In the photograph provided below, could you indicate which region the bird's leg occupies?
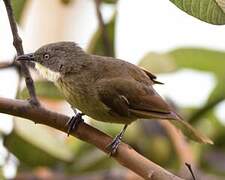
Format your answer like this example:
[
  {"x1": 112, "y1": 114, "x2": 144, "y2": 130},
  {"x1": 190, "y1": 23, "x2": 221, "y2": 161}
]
[
  {"x1": 66, "y1": 107, "x2": 85, "y2": 136},
  {"x1": 106, "y1": 124, "x2": 128, "y2": 156}
]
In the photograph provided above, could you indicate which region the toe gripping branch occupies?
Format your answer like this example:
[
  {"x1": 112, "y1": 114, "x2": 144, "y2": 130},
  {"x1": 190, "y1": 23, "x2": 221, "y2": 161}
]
[
  {"x1": 66, "y1": 113, "x2": 85, "y2": 136},
  {"x1": 106, "y1": 124, "x2": 128, "y2": 156}
]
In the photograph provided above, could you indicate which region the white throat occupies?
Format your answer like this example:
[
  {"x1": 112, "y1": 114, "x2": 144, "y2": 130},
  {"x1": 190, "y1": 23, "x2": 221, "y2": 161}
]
[{"x1": 35, "y1": 63, "x2": 61, "y2": 82}]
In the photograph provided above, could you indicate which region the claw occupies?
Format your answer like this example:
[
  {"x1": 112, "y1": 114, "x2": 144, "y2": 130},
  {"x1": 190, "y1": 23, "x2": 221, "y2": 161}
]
[
  {"x1": 106, "y1": 124, "x2": 128, "y2": 156},
  {"x1": 65, "y1": 113, "x2": 84, "y2": 136},
  {"x1": 106, "y1": 135, "x2": 122, "y2": 156}
]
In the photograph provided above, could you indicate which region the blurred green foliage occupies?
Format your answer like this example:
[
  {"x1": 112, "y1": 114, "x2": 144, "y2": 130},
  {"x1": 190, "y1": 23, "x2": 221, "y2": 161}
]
[
  {"x1": 4, "y1": 117, "x2": 74, "y2": 168},
  {"x1": 19, "y1": 81, "x2": 63, "y2": 100},
  {"x1": 87, "y1": 13, "x2": 116, "y2": 57},
  {"x1": 140, "y1": 48, "x2": 225, "y2": 125},
  {"x1": 2, "y1": 0, "x2": 225, "y2": 179},
  {"x1": 11, "y1": 0, "x2": 26, "y2": 23}
]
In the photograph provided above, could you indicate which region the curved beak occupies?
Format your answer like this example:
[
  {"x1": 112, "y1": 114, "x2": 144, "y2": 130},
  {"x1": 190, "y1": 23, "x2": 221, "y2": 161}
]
[{"x1": 16, "y1": 53, "x2": 35, "y2": 62}]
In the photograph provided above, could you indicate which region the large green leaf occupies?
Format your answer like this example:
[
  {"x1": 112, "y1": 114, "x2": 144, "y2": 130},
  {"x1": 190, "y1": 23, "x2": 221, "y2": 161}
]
[
  {"x1": 170, "y1": 48, "x2": 225, "y2": 77},
  {"x1": 139, "y1": 48, "x2": 225, "y2": 77},
  {"x1": 19, "y1": 80, "x2": 63, "y2": 100},
  {"x1": 170, "y1": 0, "x2": 225, "y2": 25},
  {"x1": 4, "y1": 117, "x2": 74, "y2": 167}
]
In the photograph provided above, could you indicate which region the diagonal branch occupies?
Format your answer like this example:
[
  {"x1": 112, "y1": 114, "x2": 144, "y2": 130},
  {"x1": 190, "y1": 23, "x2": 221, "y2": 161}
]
[
  {"x1": 3, "y1": 0, "x2": 39, "y2": 106},
  {"x1": 0, "y1": 97, "x2": 183, "y2": 180}
]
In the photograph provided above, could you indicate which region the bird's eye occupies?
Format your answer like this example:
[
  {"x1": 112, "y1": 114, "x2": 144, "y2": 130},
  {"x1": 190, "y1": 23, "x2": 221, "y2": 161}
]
[{"x1": 43, "y1": 53, "x2": 50, "y2": 60}]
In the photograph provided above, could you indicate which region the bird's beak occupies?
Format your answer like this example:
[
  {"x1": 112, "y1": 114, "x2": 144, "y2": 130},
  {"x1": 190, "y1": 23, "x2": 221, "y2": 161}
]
[{"x1": 16, "y1": 53, "x2": 35, "y2": 62}]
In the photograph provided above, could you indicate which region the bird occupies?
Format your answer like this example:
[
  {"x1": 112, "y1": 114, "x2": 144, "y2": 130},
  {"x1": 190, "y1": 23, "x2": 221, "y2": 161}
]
[{"x1": 16, "y1": 41, "x2": 213, "y2": 154}]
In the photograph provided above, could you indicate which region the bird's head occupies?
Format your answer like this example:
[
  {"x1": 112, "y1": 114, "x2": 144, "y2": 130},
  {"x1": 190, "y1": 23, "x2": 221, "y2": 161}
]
[{"x1": 16, "y1": 41, "x2": 87, "y2": 81}]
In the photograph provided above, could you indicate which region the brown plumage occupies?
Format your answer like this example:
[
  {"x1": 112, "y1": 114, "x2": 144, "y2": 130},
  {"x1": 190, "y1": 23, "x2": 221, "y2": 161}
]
[{"x1": 16, "y1": 42, "x2": 213, "y2": 147}]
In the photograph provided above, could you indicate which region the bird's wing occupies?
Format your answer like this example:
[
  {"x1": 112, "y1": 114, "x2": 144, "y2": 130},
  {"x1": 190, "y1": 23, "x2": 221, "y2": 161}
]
[
  {"x1": 97, "y1": 78, "x2": 175, "y2": 120},
  {"x1": 97, "y1": 78, "x2": 213, "y2": 144}
]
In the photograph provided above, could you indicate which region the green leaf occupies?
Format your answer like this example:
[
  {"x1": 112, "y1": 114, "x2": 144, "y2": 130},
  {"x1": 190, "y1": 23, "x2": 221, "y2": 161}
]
[
  {"x1": 60, "y1": 0, "x2": 72, "y2": 5},
  {"x1": 11, "y1": 0, "x2": 27, "y2": 23},
  {"x1": 103, "y1": 0, "x2": 118, "y2": 4},
  {"x1": 140, "y1": 47, "x2": 225, "y2": 77},
  {"x1": 170, "y1": 48, "x2": 225, "y2": 77},
  {"x1": 19, "y1": 80, "x2": 63, "y2": 100},
  {"x1": 189, "y1": 79, "x2": 225, "y2": 123},
  {"x1": 170, "y1": 0, "x2": 225, "y2": 25},
  {"x1": 138, "y1": 52, "x2": 176, "y2": 74},
  {"x1": 87, "y1": 13, "x2": 116, "y2": 57},
  {"x1": 4, "y1": 117, "x2": 74, "y2": 167}
]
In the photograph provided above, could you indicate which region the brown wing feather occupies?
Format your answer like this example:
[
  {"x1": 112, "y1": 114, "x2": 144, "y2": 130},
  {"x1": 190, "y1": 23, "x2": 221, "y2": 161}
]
[{"x1": 97, "y1": 78, "x2": 171, "y2": 119}]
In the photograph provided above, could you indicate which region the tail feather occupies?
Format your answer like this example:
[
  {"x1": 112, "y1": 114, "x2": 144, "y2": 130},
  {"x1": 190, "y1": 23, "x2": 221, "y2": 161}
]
[
  {"x1": 169, "y1": 112, "x2": 213, "y2": 144},
  {"x1": 130, "y1": 109, "x2": 213, "y2": 144},
  {"x1": 170, "y1": 118, "x2": 213, "y2": 144}
]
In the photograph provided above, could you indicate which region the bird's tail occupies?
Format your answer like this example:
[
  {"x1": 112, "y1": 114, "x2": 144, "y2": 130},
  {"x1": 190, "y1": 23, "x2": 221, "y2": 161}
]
[
  {"x1": 169, "y1": 112, "x2": 213, "y2": 144},
  {"x1": 129, "y1": 109, "x2": 213, "y2": 144}
]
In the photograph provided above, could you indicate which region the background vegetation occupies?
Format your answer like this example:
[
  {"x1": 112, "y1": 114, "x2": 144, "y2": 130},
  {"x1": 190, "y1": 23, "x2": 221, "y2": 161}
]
[{"x1": 0, "y1": 0, "x2": 225, "y2": 179}]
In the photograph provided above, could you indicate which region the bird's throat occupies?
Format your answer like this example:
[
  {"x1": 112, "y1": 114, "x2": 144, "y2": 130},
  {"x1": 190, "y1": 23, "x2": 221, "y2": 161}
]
[{"x1": 35, "y1": 63, "x2": 61, "y2": 82}]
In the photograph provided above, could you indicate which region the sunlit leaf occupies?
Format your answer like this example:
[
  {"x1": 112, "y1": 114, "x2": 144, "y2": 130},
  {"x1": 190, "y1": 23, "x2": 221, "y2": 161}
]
[
  {"x1": 170, "y1": 48, "x2": 225, "y2": 77},
  {"x1": 138, "y1": 52, "x2": 176, "y2": 74},
  {"x1": 4, "y1": 117, "x2": 74, "y2": 167},
  {"x1": 140, "y1": 48, "x2": 225, "y2": 77},
  {"x1": 170, "y1": 0, "x2": 225, "y2": 25}
]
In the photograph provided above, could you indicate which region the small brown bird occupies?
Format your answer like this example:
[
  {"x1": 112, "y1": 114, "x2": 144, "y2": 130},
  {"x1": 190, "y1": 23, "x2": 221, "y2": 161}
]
[{"x1": 17, "y1": 42, "x2": 213, "y2": 154}]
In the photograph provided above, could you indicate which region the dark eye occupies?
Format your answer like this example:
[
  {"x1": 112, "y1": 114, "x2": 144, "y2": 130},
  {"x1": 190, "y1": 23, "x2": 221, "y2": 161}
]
[{"x1": 43, "y1": 53, "x2": 50, "y2": 60}]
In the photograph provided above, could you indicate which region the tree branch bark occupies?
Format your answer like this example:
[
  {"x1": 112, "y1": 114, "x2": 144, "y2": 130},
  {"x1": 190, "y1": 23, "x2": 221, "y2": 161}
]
[
  {"x1": 3, "y1": 0, "x2": 39, "y2": 106},
  {"x1": 0, "y1": 97, "x2": 184, "y2": 180}
]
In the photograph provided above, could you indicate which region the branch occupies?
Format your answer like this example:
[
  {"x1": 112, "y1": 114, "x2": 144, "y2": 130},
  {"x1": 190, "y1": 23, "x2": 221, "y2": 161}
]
[
  {"x1": 94, "y1": 0, "x2": 113, "y2": 57},
  {"x1": 160, "y1": 121, "x2": 195, "y2": 165},
  {"x1": 15, "y1": 168, "x2": 143, "y2": 180},
  {"x1": 3, "y1": 0, "x2": 39, "y2": 106},
  {"x1": 0, "y1": 97, "x2": 184, "y2": 180}
]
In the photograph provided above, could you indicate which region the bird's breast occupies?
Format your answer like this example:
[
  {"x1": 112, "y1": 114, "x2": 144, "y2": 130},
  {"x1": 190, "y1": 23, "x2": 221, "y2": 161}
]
[{"x1": 56, "y1": 78, "x2": 135, "y2": 124}]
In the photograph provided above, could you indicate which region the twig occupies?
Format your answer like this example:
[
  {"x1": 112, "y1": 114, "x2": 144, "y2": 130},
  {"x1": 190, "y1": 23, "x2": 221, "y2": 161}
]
[
  {"x1": 160, "y1": 121, "x2": 195, "y2": 165},
  {"x1": 94, "y1": 0, "x2": 113, "y2": 57},
  {"x1": 185, "y1": 163, "x2": 196, "y2": 180},
  {"x1": 3, "y1": 0, "x2": 39, "y2": 106},
  {"x1": 0, "y1": 97, "x2": 184, "y2": 180}
]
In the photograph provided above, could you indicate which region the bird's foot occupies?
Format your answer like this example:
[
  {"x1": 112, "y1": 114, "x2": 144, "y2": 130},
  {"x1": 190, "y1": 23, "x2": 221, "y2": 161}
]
[
  {"x1": 106, "y1": 134, "x2": 123, "y2": 156},
  {"x1": 106, "y1": 125, "x2": 128, "y2": 156},
  {"x1": 66, "y1": 113, "x2": 84, "y2": 136}
]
